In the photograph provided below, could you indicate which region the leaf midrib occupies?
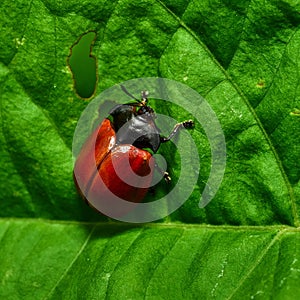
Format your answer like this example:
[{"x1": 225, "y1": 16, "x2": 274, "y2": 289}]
[{"x1": 1, "y1": 218, "x2": 300, "y2": 231}]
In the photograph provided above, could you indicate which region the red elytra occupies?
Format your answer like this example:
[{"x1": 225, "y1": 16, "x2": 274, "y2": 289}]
[{"x1": 74, "y1": 119, "x2": 154, "y2": 204}]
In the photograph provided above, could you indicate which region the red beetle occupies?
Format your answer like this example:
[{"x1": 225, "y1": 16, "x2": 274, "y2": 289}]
[{"x1": 74, "y1": 86, "x2": 194, "y2": 212}]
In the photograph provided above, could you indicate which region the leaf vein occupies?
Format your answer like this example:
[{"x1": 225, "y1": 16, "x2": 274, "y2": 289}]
[
  {"x1": 43, "y1": 224, "x2": 96, "y2": 299},
  {"x1": 104, "y1": 227, "x2": 145, "y2": 300},
  {"x1": 144, "y1": 228, "x2": 185, "y2": 299},
  {"x1": 226, "y1": 229, "x2": 283, "y2": 300}
]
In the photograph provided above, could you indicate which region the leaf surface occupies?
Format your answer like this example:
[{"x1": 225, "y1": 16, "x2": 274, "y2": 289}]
[{"x1": 0, "y1": 0, "x2": 299, "y2": 298}]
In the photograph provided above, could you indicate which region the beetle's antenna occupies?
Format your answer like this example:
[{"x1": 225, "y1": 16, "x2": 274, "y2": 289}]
[
  {"x1": 120, "y1": 85, "x2": 141, "y2": 102},
  {"x1": 120, "y1": 85, "x2": 149, "y2": 106}
]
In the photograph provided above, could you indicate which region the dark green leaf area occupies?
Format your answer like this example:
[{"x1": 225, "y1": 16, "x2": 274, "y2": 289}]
[
  {"x1": 97, "y1": 0, "x2": 180, "y2": 89},
  {"x1": 0, "y1": 65, "x2": 102, "y2": 221},
  {"x1": 224, "y1": 0, "x2": 300, "y2": 107},
  {"x1": 182, "y1": 0, "x2": 251, "y2": 69},
  {"x1": 254, "y1": 30, "x2": 300, "y2": 185}
]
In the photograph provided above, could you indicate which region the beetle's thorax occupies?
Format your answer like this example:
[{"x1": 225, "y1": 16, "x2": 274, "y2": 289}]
[{"x1": 115, "y1": 111, "x2": 161, "y2": 153}]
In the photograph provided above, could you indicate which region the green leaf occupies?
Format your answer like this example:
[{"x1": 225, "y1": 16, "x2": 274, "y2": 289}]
[
  {"x1": 1, "y1": 220, "x2": 300, "y2": 299},
  {"x1": 0, "y1": 0, "x2": 299, "y2": 298}
]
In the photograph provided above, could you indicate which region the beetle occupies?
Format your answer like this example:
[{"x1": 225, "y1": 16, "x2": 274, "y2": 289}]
[{"x1": 73, "y1": 85, "x2": 194, "y2": 208}]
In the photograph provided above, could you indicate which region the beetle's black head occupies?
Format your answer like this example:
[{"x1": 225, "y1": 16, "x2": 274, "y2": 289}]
[{"x1": 116, "y1": 86, "x2": 160, "y2": 152}]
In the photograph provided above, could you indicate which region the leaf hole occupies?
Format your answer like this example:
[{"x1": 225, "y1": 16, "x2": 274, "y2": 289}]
[{"x1": 68, "y1": 31, "x2": 97, "y2": 99}]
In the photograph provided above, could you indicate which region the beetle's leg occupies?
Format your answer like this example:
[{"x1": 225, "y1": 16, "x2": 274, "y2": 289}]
[
  {"x1": 157, "y1": 120, "x2": 194, "y2": 183},
  {"x1": 160, "y1": 120, "x2": 194, "y2": 143},
  {"x1": 155, "y1": 163, "x2": 171, "y2": 183}
]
